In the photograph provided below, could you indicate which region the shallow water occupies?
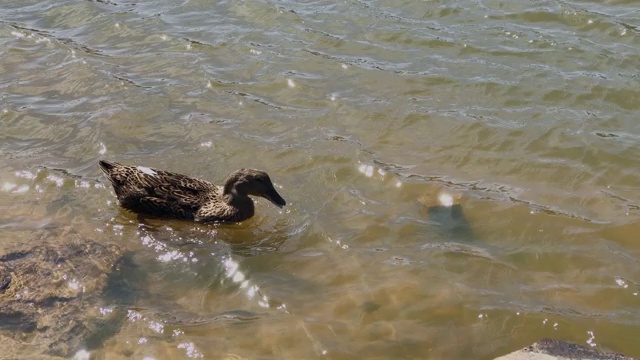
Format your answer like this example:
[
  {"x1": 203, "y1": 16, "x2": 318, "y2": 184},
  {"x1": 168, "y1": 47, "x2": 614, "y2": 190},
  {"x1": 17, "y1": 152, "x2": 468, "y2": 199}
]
[{"x1": 1, "y1": 0, "x2": 639, "y2": 358}]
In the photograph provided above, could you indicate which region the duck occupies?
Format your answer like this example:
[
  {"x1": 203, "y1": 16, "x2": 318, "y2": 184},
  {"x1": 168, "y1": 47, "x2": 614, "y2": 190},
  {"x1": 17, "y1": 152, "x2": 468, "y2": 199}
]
[{"x1": 98, "y1": 160, "x2": 286, "y2": 223}]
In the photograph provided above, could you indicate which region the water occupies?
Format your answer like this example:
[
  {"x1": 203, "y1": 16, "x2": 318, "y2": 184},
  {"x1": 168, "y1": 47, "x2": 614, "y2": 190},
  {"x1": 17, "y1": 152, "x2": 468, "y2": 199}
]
[{"x1": 1, "y1": 0, "x2": 639, "y2": 358}]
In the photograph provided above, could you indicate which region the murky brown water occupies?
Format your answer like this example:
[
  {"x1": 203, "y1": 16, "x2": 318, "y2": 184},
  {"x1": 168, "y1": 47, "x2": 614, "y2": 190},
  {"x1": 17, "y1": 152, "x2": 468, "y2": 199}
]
[{"x1": 1, "y1": 0, "x2": 639, "y2": 358}]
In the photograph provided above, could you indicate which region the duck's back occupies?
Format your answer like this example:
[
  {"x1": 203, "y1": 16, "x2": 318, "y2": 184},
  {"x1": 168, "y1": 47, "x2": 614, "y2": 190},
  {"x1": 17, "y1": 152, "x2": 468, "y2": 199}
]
[{"x1": 99, "y1": 160, "x2": 219, "y2": 220}]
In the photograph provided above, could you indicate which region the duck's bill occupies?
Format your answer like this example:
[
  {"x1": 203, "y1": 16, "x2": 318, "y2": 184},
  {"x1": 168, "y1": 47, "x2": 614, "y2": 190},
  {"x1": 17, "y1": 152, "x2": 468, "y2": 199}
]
[{"x1": 265, "y1": 189, "x2": 286, "y2": 208}]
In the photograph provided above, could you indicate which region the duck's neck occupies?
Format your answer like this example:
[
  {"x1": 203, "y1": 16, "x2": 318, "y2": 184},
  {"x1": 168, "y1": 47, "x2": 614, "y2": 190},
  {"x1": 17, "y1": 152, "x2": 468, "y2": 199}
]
[{"x1": 222, "y1": 185, "x2": 255, "y2": 219}]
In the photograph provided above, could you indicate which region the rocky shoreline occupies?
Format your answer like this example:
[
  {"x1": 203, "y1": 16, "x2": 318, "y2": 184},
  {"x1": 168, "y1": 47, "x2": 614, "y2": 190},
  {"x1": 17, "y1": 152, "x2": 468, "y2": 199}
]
[
  {"x1": 495, "y1": 339, "x2": 636, "y2": 360},
  {"x1": 0, "y1": 233, "x2": 125, "y2": 358}
]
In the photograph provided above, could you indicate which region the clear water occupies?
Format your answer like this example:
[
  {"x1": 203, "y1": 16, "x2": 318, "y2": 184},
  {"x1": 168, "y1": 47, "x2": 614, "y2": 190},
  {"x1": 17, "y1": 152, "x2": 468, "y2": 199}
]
[{"x1": 1, "y1": 0, "x2": 639, "y2": 358}]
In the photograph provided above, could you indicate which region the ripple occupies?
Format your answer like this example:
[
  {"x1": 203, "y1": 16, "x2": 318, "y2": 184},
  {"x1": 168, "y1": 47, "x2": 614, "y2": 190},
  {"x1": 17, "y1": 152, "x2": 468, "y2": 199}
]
[{"x1": 1, "y1": 0, "x2": 640, "y2": 358}]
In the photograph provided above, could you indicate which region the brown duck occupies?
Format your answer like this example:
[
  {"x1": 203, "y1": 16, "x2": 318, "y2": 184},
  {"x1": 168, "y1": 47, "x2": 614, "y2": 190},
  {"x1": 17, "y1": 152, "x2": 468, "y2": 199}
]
[{"x1": 99, "y1": 160, "x2": 286, "y2": 223}]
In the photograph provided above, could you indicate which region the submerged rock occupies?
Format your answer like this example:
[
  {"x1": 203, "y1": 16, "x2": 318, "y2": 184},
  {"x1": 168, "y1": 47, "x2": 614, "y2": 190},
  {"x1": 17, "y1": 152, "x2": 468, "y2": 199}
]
[
  {"x1": 419, "y1": 189, "x2": 475, "y2": 241},
  {"x1": 495, "y1": 339, "x2": 636, "y2": 360},
  {"x1": 0, "y1": 237, "x2": 123, "y2": 358}
]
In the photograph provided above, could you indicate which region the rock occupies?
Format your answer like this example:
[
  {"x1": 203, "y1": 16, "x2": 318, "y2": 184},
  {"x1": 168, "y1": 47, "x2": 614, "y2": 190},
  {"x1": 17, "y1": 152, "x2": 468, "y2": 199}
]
[
  {"x1": 495, "y1": 339, "x2": 636, "y2": 360},
  {"x1": 418, "y1": 189, "x2": 475, "y2": 241},
  {"x1": 0, "y1": 237, "x2": 124, "y2": 358},
  {"x1": 0, "y1": 263, "x2": 11, "y2": 293}
]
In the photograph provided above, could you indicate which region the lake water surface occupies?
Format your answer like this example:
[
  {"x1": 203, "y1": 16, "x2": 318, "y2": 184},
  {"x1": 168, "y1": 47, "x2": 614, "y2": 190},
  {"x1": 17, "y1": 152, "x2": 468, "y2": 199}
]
[{"x1": 1, "y1": 0, "x2": 639, "y2": 359}]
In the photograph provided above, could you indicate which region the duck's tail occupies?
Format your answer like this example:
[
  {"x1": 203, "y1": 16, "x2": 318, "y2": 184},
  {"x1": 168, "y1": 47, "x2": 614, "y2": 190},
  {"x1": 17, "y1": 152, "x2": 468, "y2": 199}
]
[{"x1": 98, "y1": 160, "x2": 118, "y2": 171}]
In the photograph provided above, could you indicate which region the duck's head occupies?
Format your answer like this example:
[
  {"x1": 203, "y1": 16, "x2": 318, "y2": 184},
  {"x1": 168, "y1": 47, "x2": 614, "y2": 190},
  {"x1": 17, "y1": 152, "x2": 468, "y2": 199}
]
[{"x1": 224, "y1": 169, "x2": 286, "y2": 208}]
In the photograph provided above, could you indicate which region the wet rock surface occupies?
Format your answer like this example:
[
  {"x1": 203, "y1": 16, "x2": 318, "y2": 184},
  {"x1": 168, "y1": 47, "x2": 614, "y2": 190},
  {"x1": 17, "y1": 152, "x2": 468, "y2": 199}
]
[
  {"x1": 0, "y1": 236, "x2": 124, "y2": 358},
  {"x1": 495, "y1": 339, "x2": 637, "y2": 360}
]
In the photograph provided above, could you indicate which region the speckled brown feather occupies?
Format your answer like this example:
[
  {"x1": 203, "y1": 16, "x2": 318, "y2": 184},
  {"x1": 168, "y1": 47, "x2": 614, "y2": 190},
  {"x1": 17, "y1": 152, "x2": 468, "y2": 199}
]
[{"x1": 98, "y1": 160, "x2": 286, "y2": 223}]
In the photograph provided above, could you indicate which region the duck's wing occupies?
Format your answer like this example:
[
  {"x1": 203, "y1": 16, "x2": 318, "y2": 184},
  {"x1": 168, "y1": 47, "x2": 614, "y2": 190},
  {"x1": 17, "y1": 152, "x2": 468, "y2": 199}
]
[
  {"x1": 120, "y1": 176, "x2": 217, "y2": 219},
  {"x1": 100, "y1": 161, "x2": 214, "y2": 191},
  {"x1": 130, "y1": 171, "x2": 216, "y2": 200},
  {"x1": 128, "y1": 196, "x2": 198, "y2": 220},
  {"x1": 99, "y1": 160, "x2": 218, "y2": 216},
  {"x1": 150, "y1": 170, "x2": 217, "y2": 194}
]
